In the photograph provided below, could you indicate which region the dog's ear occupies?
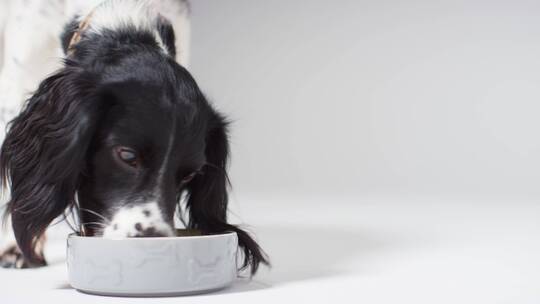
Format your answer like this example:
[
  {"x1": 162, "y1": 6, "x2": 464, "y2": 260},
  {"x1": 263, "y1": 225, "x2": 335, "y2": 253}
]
[
  {"x1": 185, "y1": 109, "x2": 270, "y2": 276},
  {"x1": 60, "y1": 16, "x2": 80, "y2": 55},
  {"x1": 156, "y1": 15, "x2": 176, "y2": 58},
  {"x1": 0, "y1": 64, "x2": 102, "y2": 266}
]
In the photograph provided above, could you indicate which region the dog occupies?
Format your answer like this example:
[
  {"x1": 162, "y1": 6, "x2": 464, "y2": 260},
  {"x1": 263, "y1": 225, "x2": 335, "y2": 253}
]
[{"x1": 0, "y1": 0, "x2": 268, "y2": 275}]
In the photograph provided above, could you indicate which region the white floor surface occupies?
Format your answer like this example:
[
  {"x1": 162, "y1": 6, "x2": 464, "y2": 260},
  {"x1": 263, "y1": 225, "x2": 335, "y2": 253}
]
[{"x1": 1, "y1": 195, "x2": 539, "y2": 303}]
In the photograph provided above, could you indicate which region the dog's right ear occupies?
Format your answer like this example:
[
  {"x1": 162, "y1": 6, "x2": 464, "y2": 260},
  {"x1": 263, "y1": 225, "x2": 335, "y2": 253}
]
[
  {"x1": 185, "y1": 107, "x2": 270, "y2": 276},
  {"x1": 156, "y1": 15, "x2": 177, "y2": 58},
  {"x1": 0, "y1": 64, "x2": 103, "y2": 266}
]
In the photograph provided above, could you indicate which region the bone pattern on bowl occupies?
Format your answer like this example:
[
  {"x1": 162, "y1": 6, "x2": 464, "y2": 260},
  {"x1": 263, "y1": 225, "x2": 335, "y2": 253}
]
[{"x1": 66, "y1": 232, "x2": 238, "y2": 295}]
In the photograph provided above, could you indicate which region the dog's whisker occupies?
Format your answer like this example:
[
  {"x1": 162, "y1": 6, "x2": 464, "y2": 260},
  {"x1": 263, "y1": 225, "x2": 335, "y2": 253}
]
[
  {"x1": 79, "y1": 208, "x2": 110, "y2": 224},
  {"x1": 204, "y1": 162, "x2": 220, "y2": 170},
  {"x1": 63, "y1": 213, "x2": 78, "y2": 232},
  {"x1": 80, "y1": 222, "x2": 108, "y2": 229}
]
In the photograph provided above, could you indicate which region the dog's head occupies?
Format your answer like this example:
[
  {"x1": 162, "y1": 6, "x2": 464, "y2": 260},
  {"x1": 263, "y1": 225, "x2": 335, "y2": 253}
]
[
  {"x1": 76, "y1": 62, "x2": 218, "y2": 239},
  {"x1": 1, "y1": 49, "x2": 226, "y2": 249},
  {"x1": 1, "y1": 11, "x2": 268, "y2": 274}
]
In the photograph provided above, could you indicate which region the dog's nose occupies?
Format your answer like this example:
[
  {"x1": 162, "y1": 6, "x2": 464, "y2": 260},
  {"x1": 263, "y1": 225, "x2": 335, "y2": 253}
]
[
  {"x1": 133, "y1": 222, "x2": 167, "y2": 237},
  {"x1": 101, "y1": 203, "x2": 175, "y2": 238}
]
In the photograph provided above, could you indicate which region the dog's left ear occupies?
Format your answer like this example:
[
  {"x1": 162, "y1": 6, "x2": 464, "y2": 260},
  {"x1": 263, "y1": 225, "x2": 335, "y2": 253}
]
[
  {"x1": 185, "y1": 108, "x2": 270, "y2": 276},
  {"x1": 0, "y1": 65, "x2": 102, "y2": 266}
]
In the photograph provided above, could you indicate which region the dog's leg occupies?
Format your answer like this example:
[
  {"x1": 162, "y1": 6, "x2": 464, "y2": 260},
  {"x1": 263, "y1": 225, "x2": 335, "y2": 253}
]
[
  {"x1": 0, "y1": 0, "x2": 65, "y2": 269},
  {"x1": 0, "y1": 216, "x2": 46, "y2": 269},
  {"x1": 0, "y1": 215, "x2": 20, "y2": 268},
  {"x1": 1, "y1": 179, "x2": 45, "y2": 269},
  {"x1": 0, "y1": 0, "x2": 9, "y2": 71},
  {"x1": 0, "y1": 0, "x2": 65, "y2": 112}
]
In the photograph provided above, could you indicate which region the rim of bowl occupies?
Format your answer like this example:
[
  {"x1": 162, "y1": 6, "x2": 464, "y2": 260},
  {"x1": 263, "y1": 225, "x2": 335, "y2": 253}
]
[{"x1": 68, "y1": 229, "x2": 237, "y2": 241}]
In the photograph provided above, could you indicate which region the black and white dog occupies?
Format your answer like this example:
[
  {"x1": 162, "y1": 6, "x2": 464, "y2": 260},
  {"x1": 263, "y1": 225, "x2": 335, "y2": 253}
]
[{"x1": 0, "y1": 0, "x2": 268, "y2": 275}]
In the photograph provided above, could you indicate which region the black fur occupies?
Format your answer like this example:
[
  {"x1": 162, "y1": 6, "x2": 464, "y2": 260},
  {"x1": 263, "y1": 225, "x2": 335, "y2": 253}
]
[
  {"x1": 1, "y1": 17, "x2": 269, "y2": 275},
  {"x1": 1, "y1": 64, "x2": 102, "y2": 266},
  {"x1": 156, "y1": 15, "x2": 177, "y2": 58},
  {"x1": 60, "y1": 16, "x2": 80, "y2": 54},
  {"x1": 185, "y1": 112, "x2": 268, "y2": 275}
]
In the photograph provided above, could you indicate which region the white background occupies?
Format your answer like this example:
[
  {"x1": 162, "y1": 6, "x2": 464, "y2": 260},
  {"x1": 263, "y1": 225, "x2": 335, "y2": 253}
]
[
  {"x1": 187, "y1": 1, "x2": 540, "y2": 302},
  {"x1": 189, "y1": 0, "x2": 540, "y2": 198},
  {"x1": 1, "y1": 0, "x2": 540, "y2": 303}
]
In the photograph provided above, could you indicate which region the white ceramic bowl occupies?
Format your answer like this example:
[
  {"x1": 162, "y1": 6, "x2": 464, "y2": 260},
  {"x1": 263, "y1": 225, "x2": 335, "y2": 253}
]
[{"x1": 67, "y1": 230, "x2": 238, "y2": 296}]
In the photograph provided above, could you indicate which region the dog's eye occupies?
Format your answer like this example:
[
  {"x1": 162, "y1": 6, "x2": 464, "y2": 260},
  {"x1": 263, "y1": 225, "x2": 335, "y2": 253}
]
[{"x1": 116, "y1": 147, "x2": 138, "y2": 167}]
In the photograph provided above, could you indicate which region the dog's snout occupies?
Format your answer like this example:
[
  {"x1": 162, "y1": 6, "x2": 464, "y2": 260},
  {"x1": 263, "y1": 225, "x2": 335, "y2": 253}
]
[{"x1": 101, "y1": 203, "x2": 174, "y2": 238}]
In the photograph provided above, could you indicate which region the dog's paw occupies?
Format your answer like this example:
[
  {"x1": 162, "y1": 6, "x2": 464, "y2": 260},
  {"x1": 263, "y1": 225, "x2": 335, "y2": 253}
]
[
  {"x1": 0, "y1": 244, "x2": 48, "y2": 269},
  {"x1": 0, "y1": 245, "x2": 29, "y2": 269}
]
